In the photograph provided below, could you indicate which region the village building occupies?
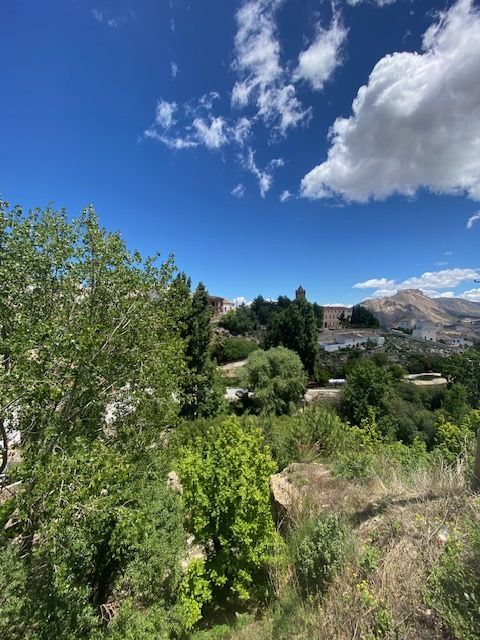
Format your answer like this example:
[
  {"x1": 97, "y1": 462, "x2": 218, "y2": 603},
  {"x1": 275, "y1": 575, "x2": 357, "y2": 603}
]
[
  {"x1": 322, "y1": 306, "x2": 352, "y2": 330},
  {"x1": 412, "y1": 323, "x2": 438, "y2": 342},
  {"x1": 295, "y1": 285, "x2": 306, "y2": 300},
  {"x1": 319, "y1": 332, "x2": 385, "y2": 353},
  {"x1": 208, "y1": 295, "x2": 235, "y2": 317}
]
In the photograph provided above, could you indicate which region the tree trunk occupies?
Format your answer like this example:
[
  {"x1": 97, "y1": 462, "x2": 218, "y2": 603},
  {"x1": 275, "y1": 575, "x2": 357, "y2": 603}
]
[{"x1": 0, "y1": 418, "x2": 8, "y2": 474}]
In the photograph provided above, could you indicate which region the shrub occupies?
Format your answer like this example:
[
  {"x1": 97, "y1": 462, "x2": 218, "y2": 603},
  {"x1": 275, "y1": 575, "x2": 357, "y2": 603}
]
[
  {"x1": 426, "y1": 517, "x2": 480, "y2": 640},
  {"x1": 178, "y1": 416, "x2": 277, "y2": 603},
  {"x1": 292, "y1": 515, "x2": 350, "y2": 598},
  {"x1": 213, "y1": 336, "x2": 258, "y2": 364},
  {"x1": 434, "y1": 417, "x2": 475, "y2": 463},
  {"x1": 259, "y1": 405, "x2": 348, "y2": 469},
  {"x1": 240, "y1": 347, "x2": 307, "y2": 416},
  {"x1": 342, "y1": 360, "x2": 394, "y2": 426}
]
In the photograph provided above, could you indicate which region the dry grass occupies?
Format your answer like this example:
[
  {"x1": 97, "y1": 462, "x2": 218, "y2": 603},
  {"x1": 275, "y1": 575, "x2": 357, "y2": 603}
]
[{"x1": 226, "y1": 457, "x2": 478, "y2": 640}]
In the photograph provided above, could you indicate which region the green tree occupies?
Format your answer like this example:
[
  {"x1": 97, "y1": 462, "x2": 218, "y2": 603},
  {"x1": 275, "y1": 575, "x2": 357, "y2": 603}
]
[
  {"x1": 181, "y1": 282, "x2": 224, "y2": 418},
  {"x1": 265, "y1": 299, "x2": 318, "y2": 374},
  {"x1": 349, "y1": 305, "x2": 381, "y2": 328},
  {"x1": 442, "y1": 349, "x2": 480, "y2": 408},
  {"x1": 0, "y1": 202, "x2": 188, "y2": 639},
  {"x1": 342, "y1": 360, "x2": 394, "y2": 426},
  {"x1": 240, "y1": 347, "x2": 307, "y2": 415},
  {"x1": 250, "y1": 295, "x2": 277, "y2": 326},
  {"x1": 178, "y1": 416, "x2": 277, "y2": 603},
  {"x1": 218, "y1": 305, "x2": 256, "y2": 336}
]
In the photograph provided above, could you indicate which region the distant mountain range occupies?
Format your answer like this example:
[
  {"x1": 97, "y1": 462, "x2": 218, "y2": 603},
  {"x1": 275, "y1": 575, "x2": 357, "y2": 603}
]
[{"x1": 362, "y1": 289, "x2": 480, "y2": 335}]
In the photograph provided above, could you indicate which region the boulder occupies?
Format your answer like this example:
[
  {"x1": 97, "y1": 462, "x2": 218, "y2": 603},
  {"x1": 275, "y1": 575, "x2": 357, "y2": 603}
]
[{"x1": 270, "y1": 462, "x2": 345, "y2": 528}]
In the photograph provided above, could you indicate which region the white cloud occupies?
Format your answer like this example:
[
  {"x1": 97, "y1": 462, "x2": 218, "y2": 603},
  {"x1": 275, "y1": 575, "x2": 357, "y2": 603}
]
[
  {"x1": 92, "y1": 9, "x2": 104, "y2": 22},
  {"x1": 279, "y1": 189, "x2": 292, "y2": 202},
  {"x1": 231, "y1": 183, "x2": 246, "y2": 198},
  {"x1": 193, "y1": 116, "x2": 229, "y2": 149},
  {"x1": 461, "y1": 288, "x2": 480, "y2": 302},
  {"x1": 233, "y1": 296, "x2": 251, "y2": 306},
  {"x1": 232, "y1": 0, "x2": 310, "y2": 134},
  {"x1": 347, "y1": 0, "x2": 397, "y2": 6},
  {"x1": 467, "y1": 211, "x2": 480, "y2": 229},
  {"x1": 242, "y1": 148, "x2": 283, "y2": 197},
  {"x1": 294, "y1": 13, "x2": 348, "y2": 91},
  {"x1": 301, "y1": 0, "x2": 480, "y2": 202},
  {"x1": 154, "y1": 99, "x2": 177, "y2": 129},
  {"x1": 143, "y1": 130, "x2": 198, "y2": 149},
  {"x1": 171, "y1": 62, "x2": 178, "y2": 78},
  {"x1": 354, "y1": 277, "x2": 395, "y2": 289},
  {"x1": 357, "y1": 267, "x2": 480, "y2": 298}
]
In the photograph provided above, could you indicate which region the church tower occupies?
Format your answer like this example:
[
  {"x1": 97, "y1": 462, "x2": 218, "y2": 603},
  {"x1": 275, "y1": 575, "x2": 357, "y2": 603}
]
[{"x1": 295, "y1": 285, "x2": 306, "y2": 300}]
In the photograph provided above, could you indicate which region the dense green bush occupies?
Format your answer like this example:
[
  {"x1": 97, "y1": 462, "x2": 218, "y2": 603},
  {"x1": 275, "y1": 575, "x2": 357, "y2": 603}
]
[
  {"x1": 213, "y1": 336, "x2": 258, "y2": 363},
  {"x1": 177, "y1": 416, "x2": 277, "y2": 604},
  {"x1": 292, "y1": 515, "x2": 350, "y2": 598},
  {"x1": 342, "y1": 360, "x2": 394, "y2": 425},
  {"x1": 218, "y1": 306, "x2": 256, "y2": 336},
  {"x1": 240, "y1": 347, "x2": 307, "y2": 416},
  {"x1": 258, "y1": 405, "x2": 348, "y2": 469},
  {"x1": 427, "y1": 517, "x2": 480, "y2": 640}
]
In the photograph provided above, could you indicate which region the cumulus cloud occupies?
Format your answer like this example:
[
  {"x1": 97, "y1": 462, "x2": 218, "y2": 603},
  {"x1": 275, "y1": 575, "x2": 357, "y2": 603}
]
[
  {"x1": 354, "y1": 277, "x2": 395, "y2": 289},
  {"x1": 242, "y1": 148, "x2": 284, "y2": 197},
  {"x1": 231, "y1": 183, "x2": 246, "y2": 198},
  {"x1": 301, "y1": 0, "x2": 480, "y2": 202},
  {"x1": 232, "y1": 0, "x2": 310, "y2": 134},
  {"x1": 356, "y1": 267, "x2": 480, "y2": 298},
  {"x1": 462, "y1": 288, "x2": 480, "y2": 302},
  {"x1": 294, "y1": 13, "x2": 348, "y2": 91},
  {"x1": 467, "y1": 211, "x2": 480, "y2": 229}
]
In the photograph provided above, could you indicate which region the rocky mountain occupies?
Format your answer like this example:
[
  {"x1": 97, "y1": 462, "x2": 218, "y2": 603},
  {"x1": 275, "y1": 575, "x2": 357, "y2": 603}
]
[{"x1": 362, "y1": 289, "x2": 480, "y2": 334}]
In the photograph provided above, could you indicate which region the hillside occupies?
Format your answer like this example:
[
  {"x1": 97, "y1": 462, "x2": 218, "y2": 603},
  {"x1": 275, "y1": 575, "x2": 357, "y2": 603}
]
[{"x1": 362, "y1": 289, "x2": 480, "y2": 332}]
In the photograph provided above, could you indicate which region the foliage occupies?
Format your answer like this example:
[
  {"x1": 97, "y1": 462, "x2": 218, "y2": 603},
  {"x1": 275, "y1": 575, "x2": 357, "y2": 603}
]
[
  {"x1": 427, "y1": 517, "x2": 480, "y2": 640},
  {"x1": 240, "y1": 347, "x2": 307, "y2": 416},
  {"x1": 440, "y1": 383, "x2": 470, "y2": 424},
  {"x1": 434, "y1": 416, "x2": 475, "y2": 463},
  {"x1": 213, "y1": 336, "x2": 258, "y2": 364},
  {"x1": 177, "y1": 560, "x2": 213, "y2": 630},
  {"x1": 0, "y1": 203, "x2": 191, "y2": 638},
  {"x1": 177, "y1": 416, "x2": 277, "y2": 604},
  {"x1": 342, "y1": 360, "x2": 394, "y2": 426},
  {"x1": 180, "y1": 281, "x2": 224, "y2": 419},
  {"x1": 218, "y1": 305, "x2": 256, "y2": 336},
  {"x1": 442, "y1": 349, "x2": 480, "y2": 407},
  {"x1": 265, "y1": 299, "x2": 318, "y2": 374},
  {"x1": 349, "y1": 305, "x2": 380, "y2": 328},
  {"x1": 292, "y1": 515, "x2": 350, "y2": 598},
  {"x1": 250, "y1": 296, "x2": 278, "y2": 327},
  {"x1": 258, "y1": 405, "x2": 348, "y2": 469}
]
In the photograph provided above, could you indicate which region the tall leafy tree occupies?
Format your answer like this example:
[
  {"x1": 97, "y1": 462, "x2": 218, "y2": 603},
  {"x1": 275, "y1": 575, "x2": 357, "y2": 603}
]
[
  {"x1": 265, "y1": 298, "x2": 318, "y2": 374},
  {"x1": 181, "y1": 282, "x2": 224, "y2": 418}
]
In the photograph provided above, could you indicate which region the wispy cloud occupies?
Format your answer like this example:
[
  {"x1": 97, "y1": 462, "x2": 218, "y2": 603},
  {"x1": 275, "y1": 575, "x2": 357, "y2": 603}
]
[
  {"x1": 171, "y1": 62, "x2": 179, "y2": 78},
  {"x1": 279, "y1": 189, "x2": 292, "y2": 202},
  {"x1": 231, "y1": 183, "x2": 246, "y2": 198},
  {"x1": 467, "y1": 210, "x2": 480, "y2": 229},
  {"x1": 242, "y1": 148, "x2": 283, "y2": 197}
]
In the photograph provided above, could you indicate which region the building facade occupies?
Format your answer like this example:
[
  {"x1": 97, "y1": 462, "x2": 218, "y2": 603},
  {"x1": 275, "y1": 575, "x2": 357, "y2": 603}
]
[
  {"x1": 208, "y1": 295, "x2": 235, "y2": 317},
  {"x1": 323, "y1": 306, "x2": 352, "y2": 330}
]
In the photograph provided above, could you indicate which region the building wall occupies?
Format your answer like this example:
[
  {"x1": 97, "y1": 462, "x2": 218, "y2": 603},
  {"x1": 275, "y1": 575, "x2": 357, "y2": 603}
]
[{"x1": 323, "y1": 306, "x2": 352, "y2": 330}]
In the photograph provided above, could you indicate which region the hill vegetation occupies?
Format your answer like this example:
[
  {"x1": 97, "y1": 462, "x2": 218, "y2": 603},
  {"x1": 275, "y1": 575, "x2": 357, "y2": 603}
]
[{"x1": 1, "y1": 202, "x2": 480, "y2": 640}]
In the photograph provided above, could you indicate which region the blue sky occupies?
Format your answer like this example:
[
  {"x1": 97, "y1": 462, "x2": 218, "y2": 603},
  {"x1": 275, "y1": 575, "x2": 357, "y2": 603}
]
[{"x1": 1, "y1": 0, "x2": 479, "y2": 305}]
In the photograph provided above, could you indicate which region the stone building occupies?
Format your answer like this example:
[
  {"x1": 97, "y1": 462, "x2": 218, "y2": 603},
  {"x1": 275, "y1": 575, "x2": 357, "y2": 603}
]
[
  {"x1": 323, "y1": 306, "x2": 352, "y2": 330},
  {"x1": 208, "y1": 295, "x2": 235, "y2": 317}
]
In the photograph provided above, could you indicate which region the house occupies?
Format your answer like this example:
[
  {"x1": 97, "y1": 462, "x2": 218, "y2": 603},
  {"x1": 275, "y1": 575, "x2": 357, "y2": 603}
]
[
  {"x1": 323, "y1": 306, "x2": 352, "y2": 330},
  {"x1": 412, "y1": 323, "x2": 438, "y2": 342},
  {"x1": 319, "y1": 332, "x2": 385, "y2": 352},
  {"x1": 396, "y1": 319, "x2": 416, "y2": 331},
  {"x1": 208, "y1": 295, "x2": 235, "y2": 317},
  {"x1": 441, "y1": 335, "x2": 473, "y2": 350}
]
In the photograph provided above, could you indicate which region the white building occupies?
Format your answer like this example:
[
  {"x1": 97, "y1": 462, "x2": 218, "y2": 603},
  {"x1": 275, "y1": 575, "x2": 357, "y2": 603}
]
[
  {"x1": 412, "y1": 324, "x2": 438, "y2": 342},
  {"x1": 319, "y1": 332, "x2": 385, "y2": 353},
  {"x1": 208, "y1": 296, "x2": 235, "y2": 317}
]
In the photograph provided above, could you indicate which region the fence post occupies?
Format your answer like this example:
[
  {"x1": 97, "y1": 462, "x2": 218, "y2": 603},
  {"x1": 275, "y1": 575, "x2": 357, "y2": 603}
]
[{"x1": 473, "y1": 428, "x2": 480, "y2": 492}]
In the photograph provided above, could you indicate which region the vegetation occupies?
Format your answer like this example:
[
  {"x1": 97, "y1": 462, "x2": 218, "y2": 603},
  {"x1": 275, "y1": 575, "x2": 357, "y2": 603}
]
[
  {"x1": 2, "y1": 201, "x2": 480, "y2": 640},
  {"x1": 348, "y1": 304, "x2": 381, "y2": 328},
  {"x1": 240, "y1": 347, "x2": 307, "y2": 415}
]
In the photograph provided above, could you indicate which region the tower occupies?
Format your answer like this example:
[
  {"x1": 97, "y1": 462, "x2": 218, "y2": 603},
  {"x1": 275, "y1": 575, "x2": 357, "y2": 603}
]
[{"x1": 295, "y1": 285, "x2": 306, "y2": 300}]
